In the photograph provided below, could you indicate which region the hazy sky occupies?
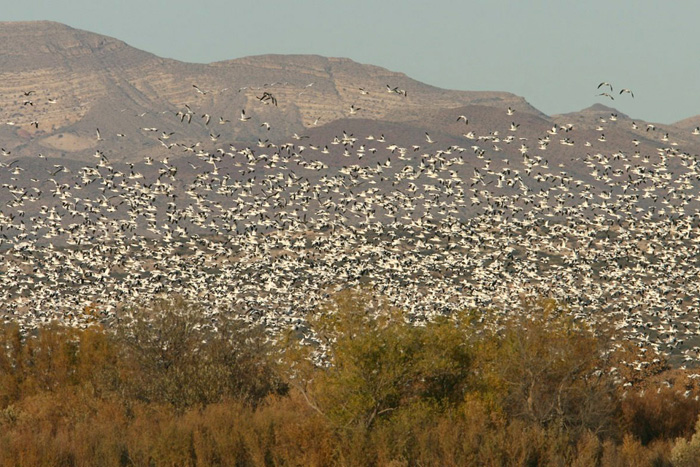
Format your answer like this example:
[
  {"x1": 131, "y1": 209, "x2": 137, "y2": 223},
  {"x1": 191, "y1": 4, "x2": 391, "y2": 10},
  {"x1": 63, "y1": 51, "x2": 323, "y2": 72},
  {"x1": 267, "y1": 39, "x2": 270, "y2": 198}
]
[{"x1": 4, "y1": 0, "x2": 699, "y2": 124}]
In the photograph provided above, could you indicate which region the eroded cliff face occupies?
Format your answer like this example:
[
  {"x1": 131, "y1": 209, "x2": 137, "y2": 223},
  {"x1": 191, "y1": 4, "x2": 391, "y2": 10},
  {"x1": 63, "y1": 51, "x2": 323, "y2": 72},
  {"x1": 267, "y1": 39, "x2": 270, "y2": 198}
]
[
  {"x1": 0, "y1": 21, "x2": 536, "y2": 160},
  {"x1": 0, "y1": 21, "x2": 187, "y2": 135}
]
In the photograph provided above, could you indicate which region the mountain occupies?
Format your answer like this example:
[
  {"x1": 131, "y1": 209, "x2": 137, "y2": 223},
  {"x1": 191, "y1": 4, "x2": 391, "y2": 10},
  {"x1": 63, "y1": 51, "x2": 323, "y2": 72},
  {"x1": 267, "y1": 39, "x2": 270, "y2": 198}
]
[
  {"x1": 2, "y1": 20, "x2": 700, "y2": 180},
  {"x1": 673, "y1": 114, "x2": 700, "y2": 130},
  {"x1": 0, "y1": 21, "x2": 540, "y2": 162}
]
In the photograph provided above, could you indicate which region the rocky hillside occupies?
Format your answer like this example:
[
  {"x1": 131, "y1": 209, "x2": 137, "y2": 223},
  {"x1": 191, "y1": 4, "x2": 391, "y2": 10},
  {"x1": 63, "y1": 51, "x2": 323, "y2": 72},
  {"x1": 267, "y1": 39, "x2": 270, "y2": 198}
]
[{"x1": 0, "y1": 21, "x2": 538, "y2": 161}]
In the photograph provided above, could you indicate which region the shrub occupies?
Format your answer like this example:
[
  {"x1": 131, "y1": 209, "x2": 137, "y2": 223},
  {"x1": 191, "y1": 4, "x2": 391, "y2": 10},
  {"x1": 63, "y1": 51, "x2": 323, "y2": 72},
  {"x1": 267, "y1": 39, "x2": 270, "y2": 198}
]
[
  {"x1": 285, "y1": 289, "x2": 475, "y2": 429},
  {"x1": 476, "y1": 299, "x2": 622, "y2": 441},
  {"x1": 115, "y1": 297, "x2": 287, "y2": 409}
]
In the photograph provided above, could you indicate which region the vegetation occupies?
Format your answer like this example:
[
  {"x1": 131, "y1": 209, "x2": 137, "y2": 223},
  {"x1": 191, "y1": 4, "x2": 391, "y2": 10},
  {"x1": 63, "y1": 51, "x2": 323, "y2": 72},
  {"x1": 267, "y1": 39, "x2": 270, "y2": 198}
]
[{"x1": 1, "y1": 292, "x2": 700, "y2": 465}]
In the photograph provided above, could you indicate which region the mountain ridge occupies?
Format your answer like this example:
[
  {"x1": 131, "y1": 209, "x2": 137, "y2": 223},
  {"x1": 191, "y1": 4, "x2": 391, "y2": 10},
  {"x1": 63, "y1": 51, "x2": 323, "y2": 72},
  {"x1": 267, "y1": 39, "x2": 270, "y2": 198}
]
[
  {"x1": 0, "y1": 21, "x2": 540, "y2": 160},
  {"x1": 1, "y1": 20, "x2": 698, "y2": 164}
]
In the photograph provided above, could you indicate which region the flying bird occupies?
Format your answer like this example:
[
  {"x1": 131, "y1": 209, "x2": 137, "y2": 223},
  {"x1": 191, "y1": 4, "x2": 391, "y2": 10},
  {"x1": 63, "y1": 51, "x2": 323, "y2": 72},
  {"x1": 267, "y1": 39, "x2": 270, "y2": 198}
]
[
  {"x1": 386, "y1": 85, "x2": 407, "y2": 96},
  {"x1": 258, "y1": 92, "x2": 278, "y2": 106},
  {"x1": 192, "y1": 84, "x2": 208, "y2": 95},
  {"x1": 619, "y1": 88, "x2": 634, "y2": 98}
]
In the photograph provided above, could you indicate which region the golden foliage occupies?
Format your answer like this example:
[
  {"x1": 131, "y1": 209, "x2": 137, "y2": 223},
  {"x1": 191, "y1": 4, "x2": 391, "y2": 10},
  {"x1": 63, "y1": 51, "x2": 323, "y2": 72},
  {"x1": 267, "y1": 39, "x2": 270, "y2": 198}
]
[{"x1": 0, "y1": 293, "x2": 696, "y2": 465}]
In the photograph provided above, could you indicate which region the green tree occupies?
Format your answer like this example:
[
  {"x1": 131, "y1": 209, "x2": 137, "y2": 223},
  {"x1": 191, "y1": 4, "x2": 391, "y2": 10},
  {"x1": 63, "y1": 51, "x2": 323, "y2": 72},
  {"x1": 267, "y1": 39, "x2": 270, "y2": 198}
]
[{"x1": 285, "y1": 289, "x2": 475, "y2": 429}]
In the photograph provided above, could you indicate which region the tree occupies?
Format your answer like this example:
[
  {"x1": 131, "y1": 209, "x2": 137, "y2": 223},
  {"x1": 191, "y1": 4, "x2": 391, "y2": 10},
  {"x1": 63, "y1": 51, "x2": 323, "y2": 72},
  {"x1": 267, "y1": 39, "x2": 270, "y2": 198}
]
[
  {"x1": 284, "y1": 288, "x2": 475, "y2": 429},
  {"x1": 477, "y1": 299, "x2": 621, "y2": 440},
  {"x1": 115, "y1": 297, "x2": 286, "y2": 410}
]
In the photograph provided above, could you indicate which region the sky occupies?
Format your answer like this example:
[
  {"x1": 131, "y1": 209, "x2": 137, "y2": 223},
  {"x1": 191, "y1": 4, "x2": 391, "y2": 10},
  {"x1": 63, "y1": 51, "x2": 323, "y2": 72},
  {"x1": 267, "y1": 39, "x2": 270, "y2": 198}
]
[{"x1": 3, "y1": 0, "x2": 699, "y2": 124}]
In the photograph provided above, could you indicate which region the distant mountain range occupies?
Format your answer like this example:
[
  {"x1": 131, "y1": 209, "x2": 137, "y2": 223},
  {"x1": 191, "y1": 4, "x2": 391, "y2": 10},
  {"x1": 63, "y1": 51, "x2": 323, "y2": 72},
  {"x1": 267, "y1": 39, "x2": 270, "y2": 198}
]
[
  {"x1": 0, "y1": 21, "x2": 533, "y2": 159},
  {"x1": 5, "y1": 20, "x2": 697, "y2": 165}
]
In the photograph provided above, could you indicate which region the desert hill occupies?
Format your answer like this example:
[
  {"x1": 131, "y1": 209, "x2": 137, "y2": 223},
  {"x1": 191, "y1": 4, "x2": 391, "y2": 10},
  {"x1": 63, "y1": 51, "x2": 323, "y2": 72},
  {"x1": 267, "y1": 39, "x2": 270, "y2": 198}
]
[
  {"x1": 0, "y1": 21, "x2": 541, "y2": 162},
  {"x1": 2, "y1": 20, "x2": 700, "y2": 213}
]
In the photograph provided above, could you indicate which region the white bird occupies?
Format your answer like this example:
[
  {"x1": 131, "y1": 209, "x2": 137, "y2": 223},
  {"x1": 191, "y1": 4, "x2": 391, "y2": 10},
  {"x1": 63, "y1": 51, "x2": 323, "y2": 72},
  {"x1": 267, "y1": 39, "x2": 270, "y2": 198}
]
[
  {"x1": 192, "y1": 84, "x2": 208, "y2": 95},
  {"x1": 619, "y1": 88, "x2": 634, "y2": 98},
  {"x1": 386, "y1": 85, "x2": 407, "y2": 96},
  {"x1": 239, "y1": 109, "x2": 251, "y2": 122}
]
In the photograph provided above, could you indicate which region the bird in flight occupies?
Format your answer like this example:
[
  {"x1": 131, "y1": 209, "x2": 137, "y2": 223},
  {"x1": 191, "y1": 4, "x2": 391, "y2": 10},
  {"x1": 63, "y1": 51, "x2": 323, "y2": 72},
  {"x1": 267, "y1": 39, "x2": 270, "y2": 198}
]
[
  {"x1": 598, "y1": 82, "x2": 613, "y2": 92},
  {"x1": 258, "y1": 92, "x2": 278, "y2": 106},
  {"x1": 386, "y1": 85, "x2": 407, "y2": 97},
  {"x1": 619, "y1": 88, "x2": 634, "y2": 98},
  {"x1": 597, "y1": 92, "x2": 614, "y2": 100},
  {"x1": 239, "y1": 109, "x2": 251, "y2": 122},
  {"x1": 192, "y1": 84, "x2": 208, "y2": 95}
]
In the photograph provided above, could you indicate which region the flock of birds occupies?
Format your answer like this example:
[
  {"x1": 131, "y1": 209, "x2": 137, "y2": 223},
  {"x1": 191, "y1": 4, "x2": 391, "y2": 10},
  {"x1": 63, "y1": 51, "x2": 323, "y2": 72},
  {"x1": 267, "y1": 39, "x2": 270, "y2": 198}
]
[{"x1": 4, "y1": 79, "x2": 700, "y2": 369}]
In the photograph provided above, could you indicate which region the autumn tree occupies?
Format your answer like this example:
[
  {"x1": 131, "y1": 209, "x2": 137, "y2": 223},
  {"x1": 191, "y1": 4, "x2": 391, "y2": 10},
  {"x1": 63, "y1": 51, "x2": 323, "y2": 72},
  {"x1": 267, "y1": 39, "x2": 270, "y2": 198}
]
[
  {"x1": 477, "y1": 299, "x2": 622, "y2": 440},
  {"x1": 115, "y1": 297, "x2": 287, "y2": 410},
  {"x1": 284, "y1": 288, "x2": 475, "y2": 429}
]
